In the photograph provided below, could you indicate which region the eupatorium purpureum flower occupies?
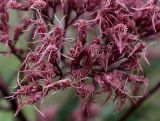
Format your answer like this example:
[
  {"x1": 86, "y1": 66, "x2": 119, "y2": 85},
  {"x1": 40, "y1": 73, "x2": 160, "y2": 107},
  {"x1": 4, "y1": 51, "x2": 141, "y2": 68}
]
[{"x1": 1, "y1": 0, "x2": 160, "y2": 115}]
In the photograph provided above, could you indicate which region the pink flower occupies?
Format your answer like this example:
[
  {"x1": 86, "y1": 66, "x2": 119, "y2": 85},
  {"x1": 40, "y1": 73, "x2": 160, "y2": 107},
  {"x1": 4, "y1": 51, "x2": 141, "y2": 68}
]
[{"x1": 2, "y1": 0, "x2": 160, "y2": 115}]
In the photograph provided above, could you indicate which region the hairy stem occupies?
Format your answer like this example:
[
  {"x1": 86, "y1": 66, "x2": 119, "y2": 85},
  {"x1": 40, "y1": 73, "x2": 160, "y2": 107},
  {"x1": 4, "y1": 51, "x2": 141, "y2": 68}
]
[{"x1": 118, "y1": 81, "x2": 160, "y2": 121}]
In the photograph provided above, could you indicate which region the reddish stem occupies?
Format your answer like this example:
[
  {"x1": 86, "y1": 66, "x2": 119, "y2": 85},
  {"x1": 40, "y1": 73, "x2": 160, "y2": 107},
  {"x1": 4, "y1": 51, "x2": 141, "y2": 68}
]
[{"x1": 118, "y1": 81, "x2": 160, "y2": 121}]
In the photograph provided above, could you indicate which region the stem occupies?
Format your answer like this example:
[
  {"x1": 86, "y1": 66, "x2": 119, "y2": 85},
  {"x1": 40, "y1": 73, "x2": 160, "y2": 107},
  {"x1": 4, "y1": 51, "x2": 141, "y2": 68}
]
[
  {"x1": 8, "y1": 43, "x2": 23, "y2": 62},
  {"x1": 118, "y1": 81, "x2": 160, "y2": 121},
  {"x1": 55, "y1": 62, "x2": 63, "y2": 79},
  {"x1": 0, "y1": 76, "x2": 28, "y2": 121},
  {"x1": 65, "y1": 12, "x2": 82, "y2": 29}
]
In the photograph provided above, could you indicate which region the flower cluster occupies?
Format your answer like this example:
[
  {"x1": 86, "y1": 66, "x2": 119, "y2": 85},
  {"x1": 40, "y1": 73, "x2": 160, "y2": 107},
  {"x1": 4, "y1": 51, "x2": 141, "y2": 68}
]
[
  {"x1": 1, "y1": 0, "x2": 160, "y2": 114},
  {"x1": 0, "y1": 0, "x2": 9, "y2": 44}
]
